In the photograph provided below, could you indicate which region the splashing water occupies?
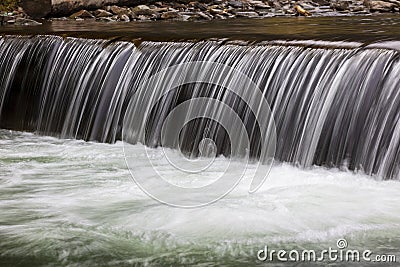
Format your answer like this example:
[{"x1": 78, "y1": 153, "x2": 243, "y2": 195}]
[{"x1": 1, "y1": 130, "x2": 400, "y2": 266}]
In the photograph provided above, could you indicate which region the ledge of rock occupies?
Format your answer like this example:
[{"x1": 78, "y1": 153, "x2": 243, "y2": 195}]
[
  {"x1": 20, "y1": 0, "x2": 154, "y2": 18},
  {"x1": 14, "y1": 0, "x2": 400, "y2": 21},
  {"x1": 20, "y1": 0, "x2": 216, "y2": 18}
]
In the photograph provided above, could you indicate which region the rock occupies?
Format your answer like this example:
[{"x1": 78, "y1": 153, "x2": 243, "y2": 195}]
[
  {"x1": 257, "y1": 10, "x2": 271, "y2": 15},
  {"x1": 153, "y1": 7, "x2": 169, "y2": 12},
  {"x1": 269, "y1": 0, "x2": 282, "y2": 8},
  {"x1": 351, "y1": 5, "x2": 365, "y2": 11},
  {"x1": 228, "y1": 1, "x2": 244, "y2": 8},
  {"x1": 285, "y1": 9, "x2": 295, "y2": 14},
  {"x1": 235, "y1": 11, "x2": 259, "y2": 17},
  {"x1": 318, "y1": 5, "x2": 332, "y2": 9},
  {"x1": 138, "y1": 14, "x2": 150, "y2": 20},
  {"x1": 93, "y1": 9, "x2": 112, "y2": 18},
  {"x1": 20, "y1": 0, "x2": 51, "y2": 18},
  {"x1": 190, "y1": 2, "x2": 208, "y2": 11},
  {"x1": 180, "y1": 12, "x2": 201, "y2": 20},
  {"x1": 171, "y1": 2, "x2": 187, "y2": 9},
  {"x1": 301, "y1": 3, "x2": 316, "y2": 9},
  {"x1": 69, "y1": 10, "x2": 94, "y2": 19},
  {"x1": 312, "y1": 0, "x2": 330, "y2": 5},
  {"x1": 330, "y1": 0, "x2": 351, "y2": 11},
  {"x1": 110, "y1": 5, "x2": 129, "y2": 15},
  {"x1": 354, "y1": 9, "x2": 371, "y2": 13},
  {"x1": 128, "y1": 11, "x2": 139, "y2": 20},
  {"x1": 215, "y1": 14, "x2": 226, "y2": 19},
  {"x1": 249, "y1": 0, "x2": 271, "y2": 9},
  {"x1": 161, "y1": 11, "x2": 181, "y2": 19},
  {"x1": 209, "y1": 8, "x2": 227, "y2": 15},
  {"x1": 118, "y1": 14, "x2": 130, "y2": 21},
  {"x1": 132, "y1": 5, "x2": 156, "y2": 16},
  {"x1": 132, "y1": 5, "x2": 150, "y2": 12},
  {"x1": 52, "y1": 17, "x2": 69, "y2": 21},
  {"x1": 14, "y1": 17, "x2": 42, "y2": 25},
  {"x1": 96, "y1": 17, "x2": 115, "y2": 22},
  {"x1": 197, "y1": 11, "x2": 213, "y2": 20},
  {"x1": 364, "y1": 0, "x2": 397, "y2": 11},
  {"x1": 181, "y1": 14, "x2": 192, "y2": 20}
]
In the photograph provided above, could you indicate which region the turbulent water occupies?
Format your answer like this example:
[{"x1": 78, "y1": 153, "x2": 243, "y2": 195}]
[{"x1": 1, "y1": 129, "x2": 400, "y2": 266}]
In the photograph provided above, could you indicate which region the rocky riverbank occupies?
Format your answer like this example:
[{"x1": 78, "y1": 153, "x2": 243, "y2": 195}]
[{"x1": 1, "y1": 0, "x2": 400, "y2": 25}]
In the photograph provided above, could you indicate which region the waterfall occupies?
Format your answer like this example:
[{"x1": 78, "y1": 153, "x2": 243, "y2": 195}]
[{"x1": 1, "y1": 35, "x2": 399, "y2": 179}]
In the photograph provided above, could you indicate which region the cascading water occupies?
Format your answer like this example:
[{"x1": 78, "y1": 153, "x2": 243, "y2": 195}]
[{"x1": 1, "y1": 35, "x2": 400, "y2": 179}]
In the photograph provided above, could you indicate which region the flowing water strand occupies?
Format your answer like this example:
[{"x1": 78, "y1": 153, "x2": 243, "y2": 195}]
[{"x1": 0, "y1": 36, "x2": 400, "y2": 179}]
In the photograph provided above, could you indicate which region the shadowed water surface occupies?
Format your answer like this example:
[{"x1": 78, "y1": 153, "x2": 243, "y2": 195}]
[{"x1": 2, "y1": 15, "x2": 400, "y2": 43}]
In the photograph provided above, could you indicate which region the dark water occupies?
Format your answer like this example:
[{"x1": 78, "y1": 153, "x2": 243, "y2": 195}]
[{"x1": 2, "y1": 15, "x2": 400, "y2": 43}]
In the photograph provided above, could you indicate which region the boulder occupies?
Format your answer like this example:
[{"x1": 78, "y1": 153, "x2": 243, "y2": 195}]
[{"x1": 20, "y1": 0, "x2": 51, "y2": 18}]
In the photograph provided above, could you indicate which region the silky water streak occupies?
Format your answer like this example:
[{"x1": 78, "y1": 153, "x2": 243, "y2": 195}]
[{"x1": 122, "y1": 61, "x2": 276, "y2": 207}]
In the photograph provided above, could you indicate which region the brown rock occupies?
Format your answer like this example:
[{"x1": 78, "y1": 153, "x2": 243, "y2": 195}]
[
  {"x1": 69, "y1": 9, "x2": 94, "y2": 19},
  {"x1": 330, "y1": 0, "x2": 351, "y2": 11},
  {"x1": 365, "y1": 0, "x2": 397, "y2": 11},
  {"x1": 250, "y1": 0, "x2": 271, "y2": 8},
  {"x1": 93, "y1": 9, "x2": 112, "y2": 17},
  {"x1": 132, "y1": 5, "x2": 150, "y2": 12},
  {"x1": 132, "y1": 5, "x2": 156, "y2": 15},
  {"x1": 110, "y1": 5, "x2": 129, "y2": 15},
  {"x1": 161, "y1": 11, "x2": 181, "y2": 19}
]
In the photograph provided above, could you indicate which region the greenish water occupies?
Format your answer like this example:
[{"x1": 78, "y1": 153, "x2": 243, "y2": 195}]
[{"x1": 1, "y1": 130, "x2": 400, "y2": 266}]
